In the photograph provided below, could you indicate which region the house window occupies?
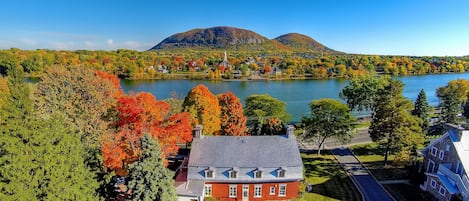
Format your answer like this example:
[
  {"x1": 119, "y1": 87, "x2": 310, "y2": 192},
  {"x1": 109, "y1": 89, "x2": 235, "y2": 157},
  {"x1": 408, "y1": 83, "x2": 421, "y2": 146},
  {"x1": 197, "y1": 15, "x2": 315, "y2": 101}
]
[
  {"x1": 229, "y1": 170, "x2": 237, "y2": 179},
  {"x1": 279, "y1": 184, "x2": 287, "y2": 196},
  {"x1": 229, "y1": 185, "x2": 237, "y2": 198},
  {"x1": 278, "y1": 169, "x2": 286, "y2": 178},
  {"x1": 430, "y1": 178, "x2": 437, "y2": 189},
  {"x1": 254, "y1": 170, "x2": 263, "y2": 178},
  {"x1": 204, "y1": 185, "x2": 212, "y2": 197},
  {"x1": 205, "y1": 169, "x2": 214, "y2": 178},
  {"x1": 439, "y1": 186, "x2": 446, "y2": 196},
  {"x1": 270, "y1": 186, "x2": 276, "y2": 195},
  {"x1": 457, "y1": 161, "x2": 463, "y2": 175},
  {"x1": 428, "y1": 160, "x2": 435, "y2": 172},
  {"x1": 254, "y1": 185, "x2": 262, "y2": 198},
  {"x1": 446, "y1": 144, "x2": 451, "y2": 151},
  {"x1": 431, "y1": 147, "x2": 438, "y2": 156},
  {"x1": 438, "y1": 150, "x2": 444, "y2": 160}
]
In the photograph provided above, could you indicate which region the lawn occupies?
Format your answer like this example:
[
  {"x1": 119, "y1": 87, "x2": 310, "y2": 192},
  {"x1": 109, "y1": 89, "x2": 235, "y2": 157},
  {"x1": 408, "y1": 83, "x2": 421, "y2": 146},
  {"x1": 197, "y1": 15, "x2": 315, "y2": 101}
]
[
  {"x1": 350, "y1": 143, "x2": 433, "y2": 201},
  {"x1": 297, "y1": 151, "x2": 362, "y2": 201}
]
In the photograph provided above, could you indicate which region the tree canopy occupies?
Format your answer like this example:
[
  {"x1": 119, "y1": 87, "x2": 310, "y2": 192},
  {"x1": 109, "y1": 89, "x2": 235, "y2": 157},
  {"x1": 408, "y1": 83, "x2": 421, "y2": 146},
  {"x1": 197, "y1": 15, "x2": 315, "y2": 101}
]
[
  {"x1": 244, "y1": 94, "x2": 290, "y2": 135},
  {"x1": 436, "y1": 79, "x2": 469, "y2": 124},
  {"x1": 182, "y1": 84, "x2": 221, "y2": 135},
  {"x1": 412, "y1": 89, "x2": 431, "y2": 133},
  {"x1": 300, "y1": 99, "x2": 355, "y2": 155},
  {"x1": 218, "y1": 91, "x2": 247, "y2": 136},
  {"x1": 339, "y1": 75, "x2": 388, "y2": 111}
]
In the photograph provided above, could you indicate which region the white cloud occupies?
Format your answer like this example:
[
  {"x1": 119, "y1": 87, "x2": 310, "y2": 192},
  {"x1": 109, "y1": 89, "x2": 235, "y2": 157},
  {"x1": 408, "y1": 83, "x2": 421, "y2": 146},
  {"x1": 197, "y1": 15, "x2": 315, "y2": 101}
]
[
  {"x1": 107, "y1": 39, "x2": 114, "y2": 46},
  {"x1": 19, "y1": 38, "x2": 37, "y2": 46}
]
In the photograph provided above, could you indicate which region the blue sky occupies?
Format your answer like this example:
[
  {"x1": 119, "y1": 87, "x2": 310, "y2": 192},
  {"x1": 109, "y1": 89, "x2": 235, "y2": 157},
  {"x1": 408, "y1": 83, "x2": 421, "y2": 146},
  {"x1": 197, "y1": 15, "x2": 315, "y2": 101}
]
[{"x1": 1, "y1": 0, "x2": 469, "y2": 56}]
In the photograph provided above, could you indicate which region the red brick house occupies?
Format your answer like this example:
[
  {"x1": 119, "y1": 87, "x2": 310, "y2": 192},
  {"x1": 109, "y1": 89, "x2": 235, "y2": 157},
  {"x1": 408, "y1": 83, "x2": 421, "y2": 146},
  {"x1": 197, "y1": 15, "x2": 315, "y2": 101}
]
[{"x1": 175, "y1": 125, "x2": 303, "y2": 201}]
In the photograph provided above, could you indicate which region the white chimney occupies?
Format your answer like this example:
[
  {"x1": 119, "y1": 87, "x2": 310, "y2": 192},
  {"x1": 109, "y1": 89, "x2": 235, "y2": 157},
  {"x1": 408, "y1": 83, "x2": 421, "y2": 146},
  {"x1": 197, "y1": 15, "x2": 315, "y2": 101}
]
[
  {"x1": 193, "y1": 125, "x2": 203, "y2": 138},
  {"x1": 287, "y1": 125, "x2": 295, "y2": 137}
]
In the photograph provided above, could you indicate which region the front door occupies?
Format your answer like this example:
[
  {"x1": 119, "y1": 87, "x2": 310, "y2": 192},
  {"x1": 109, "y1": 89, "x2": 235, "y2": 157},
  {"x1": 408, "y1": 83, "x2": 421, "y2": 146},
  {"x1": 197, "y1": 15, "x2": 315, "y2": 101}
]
[{"x1": 242, "y1": 185, "x2": 249, "y2": 201}]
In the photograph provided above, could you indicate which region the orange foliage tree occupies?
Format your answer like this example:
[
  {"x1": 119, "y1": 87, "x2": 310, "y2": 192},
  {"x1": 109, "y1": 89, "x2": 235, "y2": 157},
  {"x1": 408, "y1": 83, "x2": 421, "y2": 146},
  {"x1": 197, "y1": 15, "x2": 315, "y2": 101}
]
[
  {"x1": 218, "y1": 91, "x2": 247, "y2": 136},
  {"x1": 182, "y1": 84, "x2": 221, "y2": 135},
  {"x1": 102, "y1": 92, "x2": 192, "y2": 170}
]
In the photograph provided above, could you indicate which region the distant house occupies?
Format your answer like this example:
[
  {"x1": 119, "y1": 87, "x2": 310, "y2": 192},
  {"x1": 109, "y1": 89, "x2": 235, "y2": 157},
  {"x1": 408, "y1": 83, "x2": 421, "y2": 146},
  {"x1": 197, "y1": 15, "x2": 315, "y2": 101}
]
[
  {"x1": 420, "y1": 124, "x2": 469, "y2": 201},
  {"x1": 175, "y1": 125, "x2": 303, "y2": 201}
]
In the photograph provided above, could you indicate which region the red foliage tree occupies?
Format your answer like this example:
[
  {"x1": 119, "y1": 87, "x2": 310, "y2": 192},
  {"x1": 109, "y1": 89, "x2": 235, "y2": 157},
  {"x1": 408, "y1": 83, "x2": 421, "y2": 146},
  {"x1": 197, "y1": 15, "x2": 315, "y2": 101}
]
[
  {"x1": 102, "y1": 92, "x2": 192, "y2": 170},
  {"x1": 218, "y1": 91, "x2": 247, "y2": 136}
]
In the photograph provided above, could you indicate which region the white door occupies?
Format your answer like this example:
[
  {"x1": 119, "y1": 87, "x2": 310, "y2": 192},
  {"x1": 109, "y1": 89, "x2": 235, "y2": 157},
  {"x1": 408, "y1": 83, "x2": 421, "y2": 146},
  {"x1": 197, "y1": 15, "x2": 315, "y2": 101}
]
[{"x1": 242, "y1": 185, "x2": 249, "y2": 201}]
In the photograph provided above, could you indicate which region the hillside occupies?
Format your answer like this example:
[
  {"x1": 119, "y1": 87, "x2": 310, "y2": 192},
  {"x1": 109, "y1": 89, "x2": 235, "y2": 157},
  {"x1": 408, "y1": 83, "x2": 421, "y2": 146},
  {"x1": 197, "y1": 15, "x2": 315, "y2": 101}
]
[
  {"x1": 149, "y1": 26, "x2": 339, "y2": 54},
  {"x1": 273, "y1": 33, "x2": 338, "y2": 53},
  {"x1": 150, "y1": 26, "x2": 268, "y2": 50}
]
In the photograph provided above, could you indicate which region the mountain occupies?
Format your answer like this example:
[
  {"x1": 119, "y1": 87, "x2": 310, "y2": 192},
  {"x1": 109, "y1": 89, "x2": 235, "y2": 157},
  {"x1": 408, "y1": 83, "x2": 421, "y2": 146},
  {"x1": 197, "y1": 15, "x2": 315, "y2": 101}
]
[
  {"x1": 150, "y1": 26, "x2": 268, "y2": 50},
  {"x1": 149, "y1": 26, "x2": 339, "y2": 54},
  {"x1": 273, "y1": 33, "x2": 337, "y2": 53}
]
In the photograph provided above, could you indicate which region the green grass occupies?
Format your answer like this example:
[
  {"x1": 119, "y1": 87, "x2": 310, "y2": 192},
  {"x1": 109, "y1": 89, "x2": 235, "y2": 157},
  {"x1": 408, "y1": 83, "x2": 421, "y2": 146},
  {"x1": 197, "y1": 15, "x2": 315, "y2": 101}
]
[{"x1": 297, "y1": 151, "x2": 362, "y2": 201}]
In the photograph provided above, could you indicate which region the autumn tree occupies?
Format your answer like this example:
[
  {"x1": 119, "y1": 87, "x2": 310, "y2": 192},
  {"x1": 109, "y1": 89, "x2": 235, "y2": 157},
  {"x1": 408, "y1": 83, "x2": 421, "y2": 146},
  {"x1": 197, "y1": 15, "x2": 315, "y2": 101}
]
[
  {"x1": 412, "y1": 89, "x2": 431, "y2": 134},
  {"x1": 218, "y1": 91, "x2": 247, "y2": 135},
  {"x1": 35, "y1": 66, "x2": 121, "y2": 151},
  {"x1": 102, "y1": 92, "x2": 192, "y2": 170},
  {"x1": 0, "y1": 64, "x2": 99, "y2": 200},
  {"x1": 127, "y1": 134, "x2": 177, "y2": 201},
  {"x1": 300, "y1": 99, "x2": 356, "y2": 155},
  {"x1": 182, "y1": 84, "x2": 221, "y2": 135},
  {"x1": 244, "y1": 94, "x2": 290, "y2": 135},
  {"x1": 369, "y1": 79, "x2": 424, "y2": 166},
  {"x1": 436, "y1": 79, "x2": 469, "y2": 124}
]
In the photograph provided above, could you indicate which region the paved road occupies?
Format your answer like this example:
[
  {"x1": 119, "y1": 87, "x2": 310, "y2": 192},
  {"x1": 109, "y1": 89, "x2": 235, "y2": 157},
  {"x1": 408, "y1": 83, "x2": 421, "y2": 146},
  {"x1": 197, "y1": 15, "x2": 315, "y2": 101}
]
[
  {"x1": 331, "y1": 148, "x2": 395, "y2": 201},
  {"x1": 299, "y1": 127, "x2": 371, "y2": 150}
]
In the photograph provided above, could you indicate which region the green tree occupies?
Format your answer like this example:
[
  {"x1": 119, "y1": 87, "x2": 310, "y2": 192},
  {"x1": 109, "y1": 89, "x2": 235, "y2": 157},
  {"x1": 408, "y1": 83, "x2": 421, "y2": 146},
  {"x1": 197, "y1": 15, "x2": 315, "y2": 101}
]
[
  {"x1": 0, "y1": 65, "x2": 99, "y2": 200},
  {"x1": 412, "y1": 89, "x2": 431, "y2": 134},
  {"x1": 300, "y1": 99, "x2": 356, "y2": 155},
  {"x1": 127, "y1": 134, "x2": 177, "y2": 201},
  {"x1": 339, "y1": 76, "x2": 389, "y2": 111},
  {"x1": 436, "y1": 79, "x2": 469, "y2": 124},
  {"x1": 369, "y1": 79, "x2": 424, "y2": 166},
  {"x1": 244, "y1": 94, "x2": 290, "y2": 135}
]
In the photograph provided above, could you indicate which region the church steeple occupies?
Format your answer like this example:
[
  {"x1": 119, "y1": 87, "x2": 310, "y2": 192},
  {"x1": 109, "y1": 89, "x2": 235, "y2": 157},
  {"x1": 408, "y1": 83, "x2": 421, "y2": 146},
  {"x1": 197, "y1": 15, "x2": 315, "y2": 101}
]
[{"x1": 223, "y1": 51, "x2": 227, "y2": 63}]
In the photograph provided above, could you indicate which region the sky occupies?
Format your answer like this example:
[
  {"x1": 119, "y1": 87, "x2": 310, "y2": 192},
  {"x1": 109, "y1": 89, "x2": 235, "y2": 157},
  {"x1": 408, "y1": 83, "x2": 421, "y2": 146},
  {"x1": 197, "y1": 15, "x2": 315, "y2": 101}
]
[{"x1": 1, "y1": 0, "x2": 469, "y2": 56}]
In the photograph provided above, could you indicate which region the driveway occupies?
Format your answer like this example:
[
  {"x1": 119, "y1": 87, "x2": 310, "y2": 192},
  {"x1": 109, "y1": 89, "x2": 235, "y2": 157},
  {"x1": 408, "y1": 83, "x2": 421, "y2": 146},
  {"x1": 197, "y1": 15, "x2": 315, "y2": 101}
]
[{"x1": 331, "y1": 148, "x2": 395, "y2": 201}]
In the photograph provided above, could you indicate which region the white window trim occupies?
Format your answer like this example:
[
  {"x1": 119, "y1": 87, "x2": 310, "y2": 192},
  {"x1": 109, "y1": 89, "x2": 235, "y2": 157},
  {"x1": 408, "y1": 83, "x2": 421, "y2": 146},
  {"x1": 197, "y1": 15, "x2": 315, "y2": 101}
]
[
  {"x1": 254, "y1": 185, "x2": 262, "y2": 198},
  {"x1": 438, "y1": 150, "x2": 444, "y2": 160},
  {"x1": 439, "y1": 186, "x2": 446, "y2": 196},
  {"x1": 269, "y1": 186, "x2": 276, "y2": 195},
  {"x1": 431, "y1": 147, "x2": 438, "y2": 156},
  {"x1": 430, "y1": 178, "x2": 437, "y2": 189},
  {"x1": 229, "y1": 185, "x2": 237, "y2": 198},
  {"x1": 428, "y1": 160, "x2": 435, "y2": 172},
  {"x1": 204, "y1": 184, "x2": 212, "y2": 197},
  {"x1": 279, "y1": 184, "x2": 287, "y2": 197}
]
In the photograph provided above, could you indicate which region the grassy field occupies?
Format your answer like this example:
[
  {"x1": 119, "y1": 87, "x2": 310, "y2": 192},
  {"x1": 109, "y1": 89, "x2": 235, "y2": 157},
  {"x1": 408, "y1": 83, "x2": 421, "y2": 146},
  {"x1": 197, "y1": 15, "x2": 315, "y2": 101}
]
[
  {"x1": 297, "y1": 151, "x2": 362, "y2": 201},
  {"x1": 351, "y1": 143, "x2": 433, "y2": 201}
]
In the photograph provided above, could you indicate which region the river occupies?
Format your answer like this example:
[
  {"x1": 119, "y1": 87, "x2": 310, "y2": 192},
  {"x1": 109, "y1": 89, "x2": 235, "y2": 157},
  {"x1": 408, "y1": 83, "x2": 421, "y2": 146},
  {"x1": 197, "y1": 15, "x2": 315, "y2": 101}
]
[{"x1": 121, "y1": 73, "x2": 469, "y2": 122}]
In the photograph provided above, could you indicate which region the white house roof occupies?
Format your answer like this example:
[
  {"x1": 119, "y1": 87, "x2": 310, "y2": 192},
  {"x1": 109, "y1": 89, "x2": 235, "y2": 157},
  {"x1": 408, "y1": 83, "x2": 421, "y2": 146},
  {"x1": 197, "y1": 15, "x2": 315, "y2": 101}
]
[{"x1": 188, "y1": 135, "x2": 302, "y2": 168}]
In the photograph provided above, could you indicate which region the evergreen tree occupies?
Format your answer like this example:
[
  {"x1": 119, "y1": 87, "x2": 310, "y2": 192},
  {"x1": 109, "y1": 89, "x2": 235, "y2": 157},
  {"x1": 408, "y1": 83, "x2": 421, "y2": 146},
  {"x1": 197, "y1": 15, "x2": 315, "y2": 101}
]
[
  {"x1": 127, "y1": 134, "x2": 177, "y2": 201},
  {"x1": 412, "y1": 89, "x2": 431, "y2": 133},
  {"x1": 0, "y1": 65, "x2": 99, "y2": 200}
]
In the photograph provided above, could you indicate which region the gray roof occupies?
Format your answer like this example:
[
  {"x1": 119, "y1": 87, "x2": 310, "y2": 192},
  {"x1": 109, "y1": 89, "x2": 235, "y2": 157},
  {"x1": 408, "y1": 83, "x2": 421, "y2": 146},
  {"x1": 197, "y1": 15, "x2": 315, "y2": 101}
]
[{"x1": 188, "y1": 135, "x2": 302, "y2": 168}]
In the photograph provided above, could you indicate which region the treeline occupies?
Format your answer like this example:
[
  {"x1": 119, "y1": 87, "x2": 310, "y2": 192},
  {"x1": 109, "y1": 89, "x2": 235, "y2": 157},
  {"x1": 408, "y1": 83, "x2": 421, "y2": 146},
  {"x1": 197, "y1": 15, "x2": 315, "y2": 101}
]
[{"x1": 1, "y1": 48, "x2": 469, "y2": 80}]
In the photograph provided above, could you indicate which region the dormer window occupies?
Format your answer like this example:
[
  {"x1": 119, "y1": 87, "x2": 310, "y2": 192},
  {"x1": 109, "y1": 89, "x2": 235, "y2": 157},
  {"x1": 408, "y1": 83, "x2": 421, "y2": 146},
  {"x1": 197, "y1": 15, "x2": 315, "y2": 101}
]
[
  {"x1": 254, "y1": 168, "x2": 263, "y2": 178},
  {"x1": 229, "y1": 170, "x2": 237, "y2": 179},
  {"x1": 277, "y1": 168, "x2": 286, "y2": 178},
  {"x1": 205, "y1": 168, "x2": 214, "y2": 179}
]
